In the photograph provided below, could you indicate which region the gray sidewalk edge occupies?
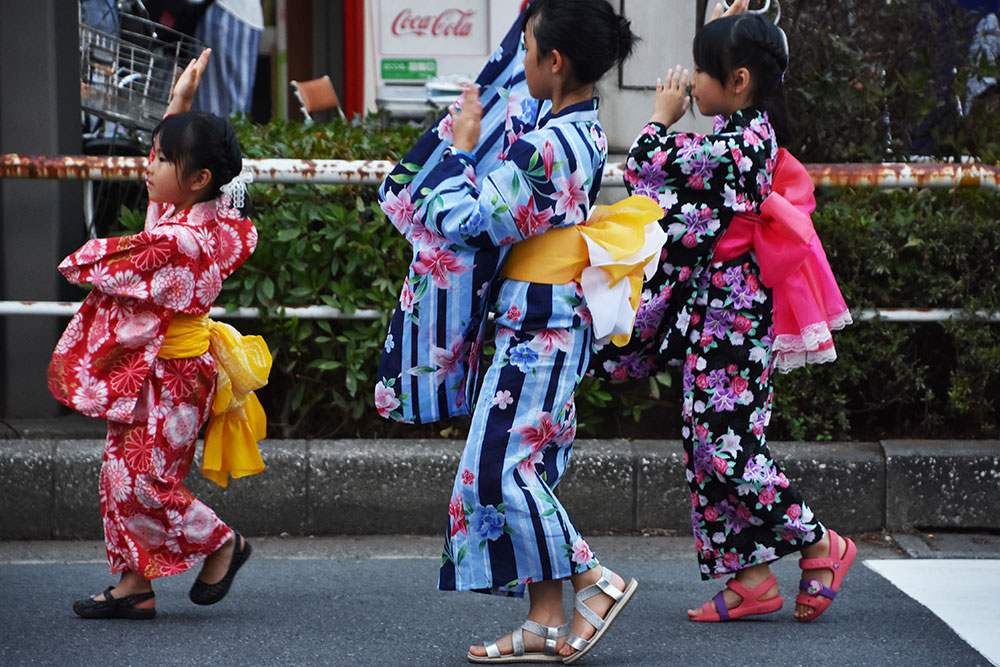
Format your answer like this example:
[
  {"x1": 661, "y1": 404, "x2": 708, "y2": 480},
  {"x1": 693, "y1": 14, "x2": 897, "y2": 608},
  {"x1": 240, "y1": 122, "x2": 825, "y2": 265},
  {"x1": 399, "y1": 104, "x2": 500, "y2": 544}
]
[{"x1": 1, "y1": 439, "x2": 998, "y2": 540}]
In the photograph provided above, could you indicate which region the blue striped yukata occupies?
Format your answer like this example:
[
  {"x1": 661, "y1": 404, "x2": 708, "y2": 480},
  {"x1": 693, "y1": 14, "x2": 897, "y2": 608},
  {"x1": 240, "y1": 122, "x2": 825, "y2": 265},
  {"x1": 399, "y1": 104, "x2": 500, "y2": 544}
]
[
  {"x1": 192, "y1": 1, "x2": 262, "y2": 116},
  {"x1": 374, "y1": 13, "x2": 608, "y2": 597}
]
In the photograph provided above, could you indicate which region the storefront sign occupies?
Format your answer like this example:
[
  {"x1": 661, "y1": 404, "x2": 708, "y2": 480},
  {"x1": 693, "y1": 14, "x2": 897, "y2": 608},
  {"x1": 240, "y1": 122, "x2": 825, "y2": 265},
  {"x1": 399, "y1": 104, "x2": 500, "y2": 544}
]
[
  {"x1": 381, "y1": 58, "x2": 438, "y2": 81},
  {"x1": 378, "y1": 0, "x2": 489, "y2": 57}
]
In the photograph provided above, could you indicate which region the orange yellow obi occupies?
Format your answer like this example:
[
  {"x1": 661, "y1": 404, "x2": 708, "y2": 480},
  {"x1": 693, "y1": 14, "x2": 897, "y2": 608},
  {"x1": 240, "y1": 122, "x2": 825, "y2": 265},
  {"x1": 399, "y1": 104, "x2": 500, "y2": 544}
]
[
  {"x1": 501, "y1": 195, "x2": 667, "y2": 346},
  {"x1": 159, "y1": 313, "x2": 272, "y2": 487}
]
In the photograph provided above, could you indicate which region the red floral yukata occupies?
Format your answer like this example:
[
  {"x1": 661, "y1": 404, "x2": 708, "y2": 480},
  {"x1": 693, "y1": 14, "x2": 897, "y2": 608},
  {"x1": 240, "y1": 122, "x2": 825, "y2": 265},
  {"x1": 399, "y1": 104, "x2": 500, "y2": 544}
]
[{"x1": 48, "y1": 196, "x2": 257, "y2": 579}]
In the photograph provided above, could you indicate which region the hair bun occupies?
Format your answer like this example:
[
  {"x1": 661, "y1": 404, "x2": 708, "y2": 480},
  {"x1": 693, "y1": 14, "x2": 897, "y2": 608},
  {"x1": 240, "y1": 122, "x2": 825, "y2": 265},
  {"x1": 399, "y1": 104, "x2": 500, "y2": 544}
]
[{"x1": 617, "y1": 14, "x2": 637, "y2": 63}]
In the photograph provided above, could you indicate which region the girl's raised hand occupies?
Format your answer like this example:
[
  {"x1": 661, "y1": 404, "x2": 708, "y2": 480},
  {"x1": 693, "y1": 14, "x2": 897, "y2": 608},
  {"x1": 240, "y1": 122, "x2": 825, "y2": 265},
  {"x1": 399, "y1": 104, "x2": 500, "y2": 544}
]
[
  {"x1": 450, "y1": 85, "x2": 483, "y2": 154},
  {"x1": 166, "y1": 48, "x2": 212, "y2": 115},
  {"x1": 649, "y1": 65, "x2": 690, "y2": 128},
  {"x1": 710, "y1": 0, "x2": 750, "y2": 22}
]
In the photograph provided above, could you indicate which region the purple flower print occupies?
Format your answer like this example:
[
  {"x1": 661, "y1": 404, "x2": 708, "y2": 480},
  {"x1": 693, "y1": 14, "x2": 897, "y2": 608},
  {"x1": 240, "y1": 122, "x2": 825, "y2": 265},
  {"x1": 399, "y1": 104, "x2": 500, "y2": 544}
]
[
  {"x1": 469, "y1": 504, "x2": 506, "y2": 542},
  {"x1": 730, "y1": 283, "x2": 755, "y2": 310},
  {"x1": 704, "y1": 309, "x2": 734, "y2": 339},
  {"x1": 682, "y1": 207, "x2": 710, "y2": 236},
  {"x1": 706, "y1": 368, "x2": 729, "y2": 389},
  {"x1": 723, "y1": 266, "x2": 744, "y2": 286},
  {"x1": 637, "y1": 162, "x2": 667, "y2": 190},
  {"x1": 681, "y1": 153, "x2": 719, "y2": 181},
  {"x1": 634, "y1": 182, "x2": 661, "y2": 201},
  {"x1": 709, "y1": 386, "x2": 737, "y2": 411},
  {"x1": 675, "y1": 134, "x2": 704, "y2": 161}
]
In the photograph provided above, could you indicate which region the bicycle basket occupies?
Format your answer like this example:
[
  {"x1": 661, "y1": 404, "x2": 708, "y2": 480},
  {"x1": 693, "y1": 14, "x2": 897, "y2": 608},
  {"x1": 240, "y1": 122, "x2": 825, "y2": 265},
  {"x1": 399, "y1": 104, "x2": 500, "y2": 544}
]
[{"x1": 79, "y1": 13, "x2": 206, "y2": 132}]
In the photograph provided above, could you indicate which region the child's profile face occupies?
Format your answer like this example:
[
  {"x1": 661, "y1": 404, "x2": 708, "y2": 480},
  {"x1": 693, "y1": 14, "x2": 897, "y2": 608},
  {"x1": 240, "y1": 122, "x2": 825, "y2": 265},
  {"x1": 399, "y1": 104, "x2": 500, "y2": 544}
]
[
  {"x1": 522, "y1": 18, "x2": 552, "y2": 101},
  {"x1": 690, "y1": 66, "x2": 732, "y2": 117},
  {"x1": 146, "y1": 136, "x2": 196, "y2": 207}
]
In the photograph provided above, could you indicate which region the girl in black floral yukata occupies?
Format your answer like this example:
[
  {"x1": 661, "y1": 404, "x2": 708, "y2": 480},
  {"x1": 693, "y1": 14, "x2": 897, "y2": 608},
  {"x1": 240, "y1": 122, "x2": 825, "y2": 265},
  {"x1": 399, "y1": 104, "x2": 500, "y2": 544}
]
[{"x1": 595, "y1": 3, "x2": 858, "y2": 624}]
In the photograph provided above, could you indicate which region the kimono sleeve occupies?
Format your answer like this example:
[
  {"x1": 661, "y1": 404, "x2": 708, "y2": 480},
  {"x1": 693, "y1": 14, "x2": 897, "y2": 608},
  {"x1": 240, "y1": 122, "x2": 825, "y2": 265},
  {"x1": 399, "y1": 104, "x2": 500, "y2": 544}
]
[
  {"x1": 413, "y1": 129, "x2": 587, "y2": 249},
  {"x1": 624, "y1": 121, "x2": 754, "y2": 278},
  {"x1": 57, "y1": 230, "x2": 203, "y2": 311}
]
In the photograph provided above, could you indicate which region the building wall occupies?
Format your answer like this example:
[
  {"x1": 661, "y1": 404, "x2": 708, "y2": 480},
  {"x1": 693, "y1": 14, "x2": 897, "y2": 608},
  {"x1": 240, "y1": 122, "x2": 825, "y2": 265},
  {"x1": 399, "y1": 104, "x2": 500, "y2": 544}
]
[{"x1": 0, "y1": 2, "x2": 84, "y2": 417}]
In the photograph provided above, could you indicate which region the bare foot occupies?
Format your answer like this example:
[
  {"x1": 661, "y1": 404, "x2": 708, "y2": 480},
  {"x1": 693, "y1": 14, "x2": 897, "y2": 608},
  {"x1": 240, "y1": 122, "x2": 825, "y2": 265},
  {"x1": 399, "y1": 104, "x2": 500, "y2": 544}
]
[
  {"x1": 468, "y1": 614, "x2": 568, "y2": 658},
  {"x1": 795, "y1": 531, "x2": 848, "y2": 619},
  {"x1": 558, "y1": 567, "x2": 628, "y2": 659},
  {"x1": 686, "y1": 563, "x2": 777, "y2": 618},
  {"x1": 196, "y1": 533, "x2": 240, "y2": 585}
]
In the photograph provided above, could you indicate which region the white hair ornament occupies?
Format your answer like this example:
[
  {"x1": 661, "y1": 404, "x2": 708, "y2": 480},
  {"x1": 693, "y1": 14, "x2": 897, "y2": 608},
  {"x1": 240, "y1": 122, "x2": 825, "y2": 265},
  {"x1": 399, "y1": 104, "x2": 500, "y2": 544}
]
[{"x1": 220, "y1": 168, "x2": 254, "y2": 210}]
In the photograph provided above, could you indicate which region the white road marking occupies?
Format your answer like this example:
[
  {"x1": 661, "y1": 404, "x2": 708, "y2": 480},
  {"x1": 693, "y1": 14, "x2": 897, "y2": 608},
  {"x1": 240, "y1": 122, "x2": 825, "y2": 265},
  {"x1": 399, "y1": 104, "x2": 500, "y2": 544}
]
[{"x1": 866, "y1": 559, "x2": 1000, "y2": 667}]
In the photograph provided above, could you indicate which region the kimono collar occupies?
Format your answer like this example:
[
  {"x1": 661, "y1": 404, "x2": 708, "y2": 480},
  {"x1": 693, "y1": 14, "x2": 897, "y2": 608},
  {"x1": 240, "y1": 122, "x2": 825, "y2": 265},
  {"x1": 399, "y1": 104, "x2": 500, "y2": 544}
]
[
  {"x1": 155, "y1": 199, "x2": 218, "y2": 228},
  {"x1": 538, "y1": 97, "x2": 600, "y2": 129},
  {"x1": 714, "y1": 107, "x2": 768, "y2": 134}
]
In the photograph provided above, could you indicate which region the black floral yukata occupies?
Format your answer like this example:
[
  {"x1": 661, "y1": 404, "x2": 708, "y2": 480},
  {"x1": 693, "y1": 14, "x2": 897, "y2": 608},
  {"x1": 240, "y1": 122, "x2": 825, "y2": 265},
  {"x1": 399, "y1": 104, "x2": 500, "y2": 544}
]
[{"x1": 595, "y1": 108, "x2": 825, "y2": 579}]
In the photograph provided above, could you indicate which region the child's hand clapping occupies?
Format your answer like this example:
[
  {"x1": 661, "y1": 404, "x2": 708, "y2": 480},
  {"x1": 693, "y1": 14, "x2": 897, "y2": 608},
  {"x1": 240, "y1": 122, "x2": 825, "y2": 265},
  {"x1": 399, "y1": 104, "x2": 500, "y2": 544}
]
[
  {"x1": 649, "y1": 65, "x2": 690, "y2": 128},
  {"x1": 450, "y1": 85, "x2": 483, "y2": 154},
  {"x1": 167, "y1": 48, "x2": 212, "y2": 115}
]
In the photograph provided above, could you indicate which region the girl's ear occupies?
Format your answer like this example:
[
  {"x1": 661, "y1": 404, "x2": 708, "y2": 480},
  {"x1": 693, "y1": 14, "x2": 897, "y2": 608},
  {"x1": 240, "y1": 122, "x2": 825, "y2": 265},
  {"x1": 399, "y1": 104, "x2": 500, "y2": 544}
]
[
  {"x1": 188, "y1": 168, "x2": 213, "y2": 194},
  {"x1": 730, "y1": 67, "x2": 752, "y2": 96},
  {"x1": 550, "y1": 48, "x2": 566, "y2": 76}
]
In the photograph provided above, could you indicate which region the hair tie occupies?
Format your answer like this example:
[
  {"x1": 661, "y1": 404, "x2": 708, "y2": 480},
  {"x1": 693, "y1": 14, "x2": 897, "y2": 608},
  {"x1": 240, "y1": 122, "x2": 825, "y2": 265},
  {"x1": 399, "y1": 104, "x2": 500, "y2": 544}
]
[{"x1": 220, "y1": 168, "x2": 254, "y2": 211}]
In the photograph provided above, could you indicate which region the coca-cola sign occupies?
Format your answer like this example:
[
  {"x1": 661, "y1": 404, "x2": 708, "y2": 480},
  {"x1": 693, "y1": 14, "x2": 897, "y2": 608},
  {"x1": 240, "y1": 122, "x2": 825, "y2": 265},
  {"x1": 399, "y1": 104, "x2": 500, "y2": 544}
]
[
  {"x1": 391, "y1": 9, "x2": 476, "y2": 38},
  {"x1": 378, "y1": 0, "x2": 489, "y2": 57}
]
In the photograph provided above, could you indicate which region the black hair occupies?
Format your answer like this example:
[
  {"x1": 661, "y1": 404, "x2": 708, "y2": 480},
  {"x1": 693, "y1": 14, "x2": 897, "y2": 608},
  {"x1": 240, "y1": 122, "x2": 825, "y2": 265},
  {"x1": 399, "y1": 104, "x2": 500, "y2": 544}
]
[
  {"x1": 522, "y1": 0, "x2": 638, "y2": 86},
  {"x1": 693, "y1": 14, "x2": 792, "y2": 144},
  {"x1": 152, "y1": 111, "x2": 246, "y2": 213}
]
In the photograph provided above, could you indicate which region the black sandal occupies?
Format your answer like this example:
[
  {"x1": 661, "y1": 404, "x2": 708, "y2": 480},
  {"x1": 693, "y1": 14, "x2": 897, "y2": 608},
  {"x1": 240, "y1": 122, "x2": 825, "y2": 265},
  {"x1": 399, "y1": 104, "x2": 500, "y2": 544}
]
[
  {"x1": 189, "y1": 532, "x2": 252, "y2": 606},
  {"x1": 73, "y1": 586, "x2": 156, "y2": 620}
]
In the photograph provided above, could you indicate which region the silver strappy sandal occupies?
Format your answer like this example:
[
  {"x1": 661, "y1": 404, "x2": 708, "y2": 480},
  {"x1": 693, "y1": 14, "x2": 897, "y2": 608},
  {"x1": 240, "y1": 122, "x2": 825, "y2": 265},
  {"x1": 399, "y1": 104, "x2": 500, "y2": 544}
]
[
  {"x1": 563, "y1": 567, "x2": 639, "y2": 665},
  {"x1": 466, "y1": 619, "x2": 569, "y2": 664}
]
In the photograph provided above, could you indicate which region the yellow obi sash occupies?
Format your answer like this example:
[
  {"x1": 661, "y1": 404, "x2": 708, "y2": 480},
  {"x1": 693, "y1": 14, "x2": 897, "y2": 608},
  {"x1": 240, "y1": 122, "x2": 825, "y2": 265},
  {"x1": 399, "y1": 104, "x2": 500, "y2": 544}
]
[
  {"x1": 158, "y1": 313, "x2": 272, "y2": 487},
  {"x1": 501, "y1": 195, "x2": 667, "y2": 346}
]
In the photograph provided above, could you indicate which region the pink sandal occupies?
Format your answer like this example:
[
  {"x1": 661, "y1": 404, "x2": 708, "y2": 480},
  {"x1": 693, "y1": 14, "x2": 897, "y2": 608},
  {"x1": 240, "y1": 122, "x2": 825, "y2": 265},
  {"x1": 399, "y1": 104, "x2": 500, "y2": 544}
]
[
  {"x1": 689, "y1": 573, "x2": 783, "y2": 622},
  {"x1": 796, "y1": 529, "x2": 857, "y2": 623}
]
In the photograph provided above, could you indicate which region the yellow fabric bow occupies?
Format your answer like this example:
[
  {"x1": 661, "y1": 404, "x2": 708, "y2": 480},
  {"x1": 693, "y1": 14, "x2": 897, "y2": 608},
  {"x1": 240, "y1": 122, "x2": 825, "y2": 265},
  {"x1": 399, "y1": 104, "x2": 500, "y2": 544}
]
[
  {"x1": 501, "y1": 195, "x2": 666, "y2": 346},
  {"x1": 159, "y1": 313, "x2": 271, "y2": 487}
]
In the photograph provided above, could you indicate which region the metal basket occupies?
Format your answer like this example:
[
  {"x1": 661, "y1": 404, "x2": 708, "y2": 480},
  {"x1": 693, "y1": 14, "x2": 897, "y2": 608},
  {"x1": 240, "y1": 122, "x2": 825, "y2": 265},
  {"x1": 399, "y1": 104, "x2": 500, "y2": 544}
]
[{"x1": 79, "y1": 14, "x2": 206, "y2": 132}]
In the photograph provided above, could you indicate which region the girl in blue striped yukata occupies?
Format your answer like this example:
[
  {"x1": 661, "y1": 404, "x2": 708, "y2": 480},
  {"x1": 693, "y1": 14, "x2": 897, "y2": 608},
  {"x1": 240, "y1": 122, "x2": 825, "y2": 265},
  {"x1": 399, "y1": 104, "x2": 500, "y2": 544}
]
[
  {"x1": 375, "y1": 1, "x2": 667, "y2": 662},
  {"x1": 595, "y1": 1, "x2": 858, "y2": 625}
]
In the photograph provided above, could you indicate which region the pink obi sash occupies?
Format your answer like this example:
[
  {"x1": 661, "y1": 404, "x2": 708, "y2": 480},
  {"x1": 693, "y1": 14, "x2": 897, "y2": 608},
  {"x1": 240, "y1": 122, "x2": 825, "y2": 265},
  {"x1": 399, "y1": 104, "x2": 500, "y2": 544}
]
[{"x1": 713, "y1": 148, "x2": 852, "y2": 372}]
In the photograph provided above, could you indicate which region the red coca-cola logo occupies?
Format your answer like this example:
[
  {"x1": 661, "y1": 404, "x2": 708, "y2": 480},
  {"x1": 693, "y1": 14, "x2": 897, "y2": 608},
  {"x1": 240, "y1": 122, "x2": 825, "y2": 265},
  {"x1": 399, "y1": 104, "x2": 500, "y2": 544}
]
[{"x1": 391, "y1": 8, "x2": 476, "y2": 37}]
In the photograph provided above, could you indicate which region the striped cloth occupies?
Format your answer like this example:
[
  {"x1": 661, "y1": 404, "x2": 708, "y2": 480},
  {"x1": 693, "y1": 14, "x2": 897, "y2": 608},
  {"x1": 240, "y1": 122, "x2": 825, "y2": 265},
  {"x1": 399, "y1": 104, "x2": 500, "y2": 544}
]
[{"x1": 192, "y1": 2, "x2": 262, "y2": 116}]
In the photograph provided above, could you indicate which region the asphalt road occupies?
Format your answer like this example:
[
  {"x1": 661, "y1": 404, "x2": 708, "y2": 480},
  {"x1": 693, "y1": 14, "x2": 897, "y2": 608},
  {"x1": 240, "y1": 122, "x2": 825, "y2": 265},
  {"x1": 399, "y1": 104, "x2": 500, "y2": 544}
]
[{"x1": 0, "y1": 535, "x2": 993, "y2": 667}]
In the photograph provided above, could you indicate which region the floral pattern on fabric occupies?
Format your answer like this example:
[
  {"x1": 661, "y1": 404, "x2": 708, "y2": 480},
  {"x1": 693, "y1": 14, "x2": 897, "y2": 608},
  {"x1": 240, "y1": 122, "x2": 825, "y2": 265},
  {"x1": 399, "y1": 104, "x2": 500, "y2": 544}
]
[
  {"x1": 593, "y1": 109, "x2": 823, "y2": 579},
  {"x1": 48, "y1": 199, "x2": 256, "y2": 423},
  {"x1": 50, "y1": 194, "x2": 257, "y2": 578}
]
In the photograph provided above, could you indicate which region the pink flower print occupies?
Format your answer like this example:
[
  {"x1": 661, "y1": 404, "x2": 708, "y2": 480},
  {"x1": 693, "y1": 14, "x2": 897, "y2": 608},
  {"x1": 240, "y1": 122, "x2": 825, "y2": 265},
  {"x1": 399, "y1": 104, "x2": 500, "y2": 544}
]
[
  {"x1": 126, "y1": 514, "x2": 167, "y2": 550},
  {"x1": 743, "y1": 127, "x2": 762, "y2": 148},
  {"x1": 413, "y1": 247, "x2": 472, "y2": 289},
  {"x1": 72, "y1": 376, "x2": 109, "y2": 416},
  {"x1": 195, "y1": 264, "x2": 222, "y2": 307},
  {"x1": 552, "y1": 169, "x2": 588, "y2": 223},
  {"x1": 182, "y1": 502, "x2": 216, "y2": 544},
  {"x1": 712, "y1": 456, "x2": 729, "y2": 475},
  {"x1": 163, "y1": 403, "x2": 200, "y2": 449},
  {"x1": 462, "y1": 469, "x2": 475, "y2": 485},
  {"x1": 731, "y1": 376, "x2": 749, "y2": 396},
  {"x1": 686, "y1": 353, "x2": 699, "y2": 370},
  {"x1": 528, "y1": 329, "x2": 573, "y2": 355},
  {"x1": 711, "y1": 271, "x2": 726, "y2": 288},
  {"x1": 574, "y1": 304, "x2": 593, "y2": 326},
  {"x1": 703, "y1": 505, "x2": 720, "y2": 522},
  {"x1": 436, "y1": 113, "x2": 455, "y2": 142},
  {"x1": 430, "y1": 337, "x2": 467, "y2": 381},
  {"x1": 505, "y1": 305, "x2": 522, "y2": 322},
  {"x1": 682, "y1": 233, "x2": 698, "y2": 248},
  {"x1": 542, "y1": 141, "x2": 555, "y2": 180},
  {"x1": 510, "y1": 412, "x2": 559, "y2": 453},
  {"x1": 722, "y1": 551, "x2": 741, "y2": 570},
  {"x1": 787, "y1": 504, "x2": 802, "y2": 520},
  {"x1": 514, "y1": 195, "x2": 554, "y2": 238},
  {"x1": 151, "y1": 266, "x2": 195, "y2": 310},
  {"x1": 448, "y1": 494, "x2": 467, "y2": 536},
  {"x1": 610, "y1": 365, "x2": 629, "y2": 381},
  {"x1": 733, "y1": 315, "x2": 752, "y2": 334},
  {"x1": 759, "y1": 487, "x2": 777, "y2": 506},
  {"x1": 746, "y1": 273, "x2": 760, "y2": 293},
  {"x1": 463, "y1": 164, "x2": 477, "y2": 187},
  {"x1": 381, "y1": 186, "x2": 415, "y2": 234},
  {"x1": 678, "y1": 266, "x2": 692, "y2": 282},
  {"x1": 216, "y1": 223, "x2": 244, "y2": 272},
  {"x1": 399, "y1": 279, "x2": 415, "y2": 313},
  {"x1": 640, "y1": 124, "x2": 658, "y2": 137},
  {"x1": 651, "y1": 150, "x2": 669, "y2": 166},
  {"x1": 374, "y1": 380, "x2": 400, "y2": 418},
  {"x1": 571, "y1": 537, "x2": 594, "y2": 565},
  {"x1": 493, "y1": 390, "x2": 514, "y2": 410},
  {"x1": 700, "y1": 334, "x2": 714, "y2": 349},
  {"x1": 105, "y1": 270, "x2": 149, "y2": 300},
  {"x1": 102, "y1": 457, "x2": 133, "y2": 504},
  {"x1": 695, "y1": 373, "x2": 709, "y2": 390},
  {"x1": 623, "y1": 168, "x2": 639, "y2": 187},
  {"x1": 410, "y1": 215, "x2": 445, "y2": 249},
  {"x1": 516, "y1": 449, "x2": 543, "y2": 476},
  {"x1": 109, "y1": 353, "x2": 147, "y2": 395}
]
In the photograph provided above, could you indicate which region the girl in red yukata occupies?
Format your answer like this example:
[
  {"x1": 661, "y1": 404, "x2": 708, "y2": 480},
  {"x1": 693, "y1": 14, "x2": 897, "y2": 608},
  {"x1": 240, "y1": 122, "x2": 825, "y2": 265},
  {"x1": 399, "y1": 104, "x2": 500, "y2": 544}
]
[{"x1": 48, "y1": 50, "x2": 267, "y2": 619}]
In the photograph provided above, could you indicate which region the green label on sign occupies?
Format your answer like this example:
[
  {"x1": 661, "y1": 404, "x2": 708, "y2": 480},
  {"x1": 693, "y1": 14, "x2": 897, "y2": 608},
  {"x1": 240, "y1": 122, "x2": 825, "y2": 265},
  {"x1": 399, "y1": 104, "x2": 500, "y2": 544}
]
[{"x1": 381, "y1": 58, "x2": 438, "y2": 81}]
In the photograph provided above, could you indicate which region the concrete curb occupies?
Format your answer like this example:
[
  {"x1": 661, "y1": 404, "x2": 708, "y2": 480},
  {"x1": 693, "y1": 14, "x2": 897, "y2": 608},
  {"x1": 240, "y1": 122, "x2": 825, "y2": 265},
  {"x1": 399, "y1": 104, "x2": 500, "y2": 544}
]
[{"x1": 1, "y1": 439, "x2": 998, "y2": 540}]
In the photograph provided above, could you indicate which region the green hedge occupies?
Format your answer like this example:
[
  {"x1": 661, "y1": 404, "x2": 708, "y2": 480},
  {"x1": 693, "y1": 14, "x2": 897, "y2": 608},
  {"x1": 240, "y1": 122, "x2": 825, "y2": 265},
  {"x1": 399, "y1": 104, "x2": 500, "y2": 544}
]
[{"x1": 115, "y1": 0, "x2": 1000, "y2": 440}]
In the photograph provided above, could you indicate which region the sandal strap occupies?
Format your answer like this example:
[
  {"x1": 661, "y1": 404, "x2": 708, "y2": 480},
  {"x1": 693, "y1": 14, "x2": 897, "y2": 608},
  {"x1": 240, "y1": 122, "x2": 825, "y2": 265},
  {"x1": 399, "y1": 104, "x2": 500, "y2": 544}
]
[
  {"x1": 800, "y1": 577, "x2": 837, "y2": 600},
  {"x1": 726, "y1": 573, "x2": 777, "y2": 602},
  {"x1": 484, "y1": 641, "x2": 502, "y2": 659},
  {"x1": 566, "y1": 632, "x2": 590, "y2": 652},
  {"x1": 572, "y1": 567, "x2": 623, "y2": 633},
  {"x1": 520, "y1": 620, "x2": 568, "y2": 656}
]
